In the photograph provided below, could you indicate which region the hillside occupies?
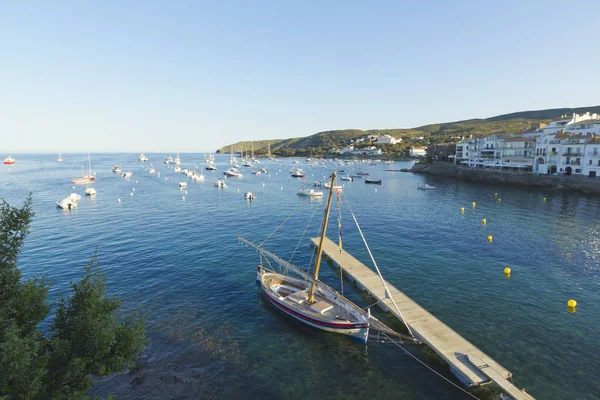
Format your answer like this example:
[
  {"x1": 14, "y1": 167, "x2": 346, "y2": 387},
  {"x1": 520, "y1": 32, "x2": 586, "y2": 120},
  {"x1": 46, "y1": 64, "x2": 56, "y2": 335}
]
[{"x1": 216, "y1": 105, "x2": 600, "y2": 157}]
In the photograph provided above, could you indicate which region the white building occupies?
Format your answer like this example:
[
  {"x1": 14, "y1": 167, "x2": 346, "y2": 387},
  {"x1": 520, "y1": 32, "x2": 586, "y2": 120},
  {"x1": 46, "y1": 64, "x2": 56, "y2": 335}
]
[
  {"x1": 538, "y1": 112, "x2": 600, "y2": 135},
  {"x1": 454, "y1": 112, "x2": 600, "y2": 176},
  {"x1": 376, "y1": 134, "x2": 402, "y2": 144},
  {"x1": 409, "y1": 147, "x2": 427, "y2": 157},
  {"x1": 338, "y1": 145, "x2": 382, "y2": 156}
]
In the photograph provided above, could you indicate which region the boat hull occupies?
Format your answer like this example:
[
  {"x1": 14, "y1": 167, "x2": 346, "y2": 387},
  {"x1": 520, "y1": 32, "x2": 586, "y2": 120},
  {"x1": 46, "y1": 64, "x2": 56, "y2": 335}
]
[{"x1": 259, "y1": 271, "x2": 369, "y2": 343}]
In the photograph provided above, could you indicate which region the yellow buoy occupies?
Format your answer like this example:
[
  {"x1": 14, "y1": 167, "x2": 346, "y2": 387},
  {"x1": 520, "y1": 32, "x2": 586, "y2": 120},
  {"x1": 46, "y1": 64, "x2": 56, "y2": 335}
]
[
  {"x1": 543, "y1": 197, "x2": 547, "y2": 202},
  {"x1": 487, "y1": 235, "x2": 493, "y2": 242},
  {"x1": 504, "y1": 267, "x2": 511, "y2": 274},
  {"x1": 568, "y1": 299, "x2": 577, "y2": 308},
  {"x1": 482, "y1": 218, "x2": 487, "y2": 225},
  {"x1": 472, "y1": 202, "x2": 476, "y2": 207},
  {"x1": 498, "y1": 198, "x2": 502, "y2": 203},
  {"x1": 460, "y1": 207, "x2": 465, "y2": 213}
]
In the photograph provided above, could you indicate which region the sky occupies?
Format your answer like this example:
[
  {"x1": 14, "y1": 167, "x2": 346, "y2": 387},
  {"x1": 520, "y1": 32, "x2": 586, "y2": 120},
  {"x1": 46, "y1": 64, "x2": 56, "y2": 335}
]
[{"x1": 1, "y1": 0, "x2": 599, "y2": 153}]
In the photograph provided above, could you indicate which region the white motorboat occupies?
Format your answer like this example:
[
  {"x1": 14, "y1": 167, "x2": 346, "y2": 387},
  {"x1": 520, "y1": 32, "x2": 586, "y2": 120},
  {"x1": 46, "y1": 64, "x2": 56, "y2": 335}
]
[
  {"x1": 297, "y1": 188, "x2": 323, "y2": 197},
  {"x1": 56, "y1": 197, "x2": 78, "y2": 210},
  {"x1": 245, "y1": 192, "x2": 256, "y2": 200},
  {"x1": 122, "y1": 171, "x2": 133, "y2": 179},
  {"x1": 324, "y1": 182, "x2": 343, "y2": 190},
  {"x1": 3, "y1": 156, "x2": 15, "y2": 165},
  {"x1": 341, "y1": 176, "x2": 353, "y2": 182},
  {"x1": 179, "y1": 182, "x2": 188, "y2": 188},
  {"x1": 291, "y1": 168, "x2": 305, "y2": 178},
  {"x1": 174, "y1": 166, "x2": 181, "y2": 172},
  {"x1": 417, "y1": 183, "x2": 437, "y2": 190},
  {"x1": 85, "y1": 187, "x2": 97, "y2": 196},
  {"x1": 224, "y1": 168, "x2": 243, "y2": 177},
  {"x1": 206, "y1": 165, "x2": 217, "y2": 171},
  {"x1": 112, "y1": 165, "x2": 122, "y2": 173},
  {"x1": 192, "y1": 172, "x2": 205, "y2": 181},
  {"x1": 149, "y1": 167, "x2": 156, "y2": 175},
  {"x1": 139, "y1": 153, "x2": 149, "y2": 162},
  {"x1": 214, "y1": 179, "x2": 227, "y2": 188},
  {"x1": 68, "y1": 193, "x2": 82, "y2": 202}
]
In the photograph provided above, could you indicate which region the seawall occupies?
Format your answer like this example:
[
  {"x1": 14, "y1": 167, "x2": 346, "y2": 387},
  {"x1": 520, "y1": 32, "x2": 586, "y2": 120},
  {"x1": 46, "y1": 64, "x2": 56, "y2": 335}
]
[{"x1": 406, "y1": 162, "x2": 600, "y2": 194}]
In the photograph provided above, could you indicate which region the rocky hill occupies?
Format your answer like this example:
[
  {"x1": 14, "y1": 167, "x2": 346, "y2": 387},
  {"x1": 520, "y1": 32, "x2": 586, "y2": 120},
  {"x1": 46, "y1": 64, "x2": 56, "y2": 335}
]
[{"x1": 216, "y1": 105, "x2": 600, "y2": 156}]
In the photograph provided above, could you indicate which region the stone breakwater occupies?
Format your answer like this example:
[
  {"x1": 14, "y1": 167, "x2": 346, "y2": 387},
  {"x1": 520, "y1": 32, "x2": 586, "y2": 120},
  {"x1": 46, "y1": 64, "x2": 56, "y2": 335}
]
[{"x1": 405, "y1": 162, "x2": 600, "y2": 194}]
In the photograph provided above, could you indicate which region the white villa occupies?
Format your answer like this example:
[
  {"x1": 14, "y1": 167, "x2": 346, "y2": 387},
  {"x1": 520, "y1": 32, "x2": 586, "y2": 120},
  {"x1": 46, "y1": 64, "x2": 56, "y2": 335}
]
[
  {"x1": 454, "y1": 112, "x2": 600, "y2": 178},
  {"x1": 375, "y1": 134, "x2": 402, "y2": 144},
  {"x1": 409, "y1": 147, "x2": 427, "y2": 157}
]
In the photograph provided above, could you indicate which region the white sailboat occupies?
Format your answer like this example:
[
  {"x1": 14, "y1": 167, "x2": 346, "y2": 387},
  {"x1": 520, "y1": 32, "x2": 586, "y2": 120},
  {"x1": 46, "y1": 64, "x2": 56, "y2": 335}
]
[
  {"x1": 72, "y1": 153, "x2": 95, "y2": 184},
  {"x1": 229, "y1": 146, "x2": 236, "y2": 164},
  {"x1": 57, "y1": 153, "x2": 63, "y2": 162},
  {"x1": 239, "y1": 171, "x2": 416, "y2": 344},
  {"x1": 240, "y1": 172, "x2": 369, "y2": 341}
]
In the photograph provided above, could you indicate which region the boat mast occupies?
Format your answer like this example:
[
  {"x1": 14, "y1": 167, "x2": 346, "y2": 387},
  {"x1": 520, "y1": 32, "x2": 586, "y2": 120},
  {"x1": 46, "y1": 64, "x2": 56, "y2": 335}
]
[
  {"x1": 88, "y1": 152, "x2": 92, "y2": 176},
  {"x1": 308, "y1": 170, "x2": 336, "y2": 303}
]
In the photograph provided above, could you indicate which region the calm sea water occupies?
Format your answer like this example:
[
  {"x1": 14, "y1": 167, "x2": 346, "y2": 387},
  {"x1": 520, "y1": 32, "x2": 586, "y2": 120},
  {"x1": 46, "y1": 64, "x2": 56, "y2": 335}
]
[{"x1": 1, "y1": 153, "x2": 599, "y2": 399}]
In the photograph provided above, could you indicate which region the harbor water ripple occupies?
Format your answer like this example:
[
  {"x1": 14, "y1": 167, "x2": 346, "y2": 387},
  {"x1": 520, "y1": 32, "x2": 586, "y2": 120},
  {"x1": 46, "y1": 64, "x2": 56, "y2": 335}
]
[{"x1": 1, "y1": 154, "x2": 599, "y2": 399}]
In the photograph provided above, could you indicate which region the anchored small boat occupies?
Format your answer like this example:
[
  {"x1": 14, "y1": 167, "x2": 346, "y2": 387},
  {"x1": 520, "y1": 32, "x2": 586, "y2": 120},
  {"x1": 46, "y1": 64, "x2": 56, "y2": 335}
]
[
  {"x1": 417, "y1": 183, "x2": 437, "y2": 190},
  {"x1": 56, "y1": 196, "x2": 78, "y2": 210},
  {"x1": 365, "y1": 179, "x2": 382, "y2": 185},
  {"x1": 245, "y1": 192, "x2": 255, "y2": 200},
  {"x1": 3, "y1": 156, "x2": 15, "y2": 165},
  {"x1": 291, "y1": 168, "x2": 305, "y2": 178},
  {"x1": 72, "y1": 153, "x2": 95, "y2": 184},
  {"x1": 297, "y1": 188, "x2": 323, "y2": 197},
  {"x1": 214, "y1": 179, "x2": 227, "y2": 188},
  {"x1": 224, "y1": 168, "x2": 243, "y2": 177}
]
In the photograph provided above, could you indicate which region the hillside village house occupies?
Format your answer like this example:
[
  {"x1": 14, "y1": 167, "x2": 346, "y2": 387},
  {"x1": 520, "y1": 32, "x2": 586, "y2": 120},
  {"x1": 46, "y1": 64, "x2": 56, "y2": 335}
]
[
  {"x1": 338, "y1": 145, "x2": 383, "y2": 156},
  {"x1": 375, "y1": 134, "x2": 402, "y2": 144},
  {"x1": 453, "y1": 112, "x2": 600, "y2": 177},
  {"x1": 409, "y1": 147, "x2": 427, "y2": 157}
]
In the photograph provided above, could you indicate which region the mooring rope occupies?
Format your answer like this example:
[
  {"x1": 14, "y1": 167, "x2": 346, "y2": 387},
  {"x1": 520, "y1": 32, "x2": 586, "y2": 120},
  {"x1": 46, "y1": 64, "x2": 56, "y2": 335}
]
[
  {"x1": 342, "y1": 190, "x2": 418, "y2": 341},
  {"x1": 259, "y1": 199, "x2": 307, "y2": 247},
  {"x1": 289, "y1": 202, "x2": 321, "y2": 264},
  {"x1": 380, "y1": 332, "x2": 481, "y2": 400}
]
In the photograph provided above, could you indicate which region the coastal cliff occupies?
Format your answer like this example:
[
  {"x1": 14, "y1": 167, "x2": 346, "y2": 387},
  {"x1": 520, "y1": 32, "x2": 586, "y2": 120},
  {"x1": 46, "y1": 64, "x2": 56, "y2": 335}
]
[{"x1": 408, "y1": 162, "x2": 600, "y2": 194}]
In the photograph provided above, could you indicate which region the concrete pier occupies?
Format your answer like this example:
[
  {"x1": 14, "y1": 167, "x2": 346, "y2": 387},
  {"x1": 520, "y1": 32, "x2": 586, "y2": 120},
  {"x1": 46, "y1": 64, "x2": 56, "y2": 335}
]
[{"x1": 311, "y1": 237, "x2": 534, "y2": 400}]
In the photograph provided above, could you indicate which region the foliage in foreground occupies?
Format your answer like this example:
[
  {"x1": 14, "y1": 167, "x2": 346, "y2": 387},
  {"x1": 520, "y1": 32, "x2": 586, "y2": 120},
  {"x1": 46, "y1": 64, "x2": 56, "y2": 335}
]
[{"x1": 0, "y1": 196, "x2": 147, "y2": 399}]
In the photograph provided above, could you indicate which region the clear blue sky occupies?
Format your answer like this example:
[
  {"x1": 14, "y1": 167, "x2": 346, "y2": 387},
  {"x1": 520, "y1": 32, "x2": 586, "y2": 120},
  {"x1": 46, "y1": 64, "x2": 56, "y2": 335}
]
[{"x1": 2, "y1": 0, "x2": 598, "y2": 153}]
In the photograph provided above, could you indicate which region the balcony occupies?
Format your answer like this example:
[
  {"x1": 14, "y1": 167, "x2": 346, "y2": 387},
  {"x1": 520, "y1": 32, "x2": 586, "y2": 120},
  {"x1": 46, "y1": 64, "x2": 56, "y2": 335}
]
[
  {"x1": 563, "y1": 152, "x2": 583, "y2": 157},
  {"x1": 564, "y1": 161, "x2": 580, "y2": 166}
]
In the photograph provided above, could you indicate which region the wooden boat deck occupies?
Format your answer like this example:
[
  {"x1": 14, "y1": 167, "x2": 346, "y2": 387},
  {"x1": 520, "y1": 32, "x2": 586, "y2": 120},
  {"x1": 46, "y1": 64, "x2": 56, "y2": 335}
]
[{"x1": 311, "y1": 237, "x2": 534, "y2": 400}]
